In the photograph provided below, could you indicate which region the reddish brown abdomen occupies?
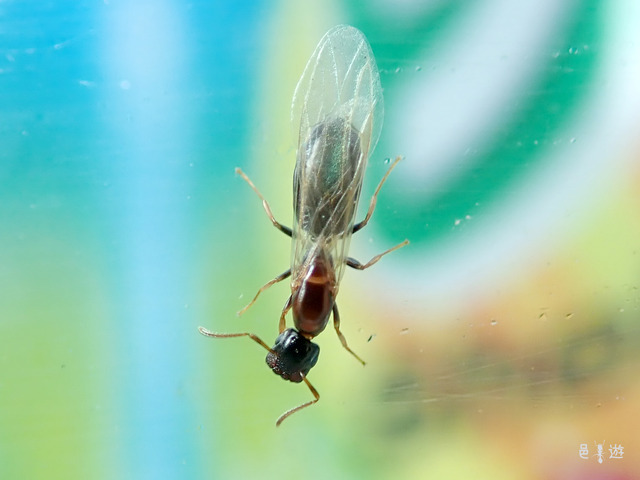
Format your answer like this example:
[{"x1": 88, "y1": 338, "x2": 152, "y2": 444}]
[{"x1": 291, "y1": 261, "x2": 334, "y2": 337}]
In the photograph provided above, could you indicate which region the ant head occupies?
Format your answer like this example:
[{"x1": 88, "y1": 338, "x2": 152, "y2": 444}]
[{"x1": 266, "y1": 328, "x2": 319, "y2": 383}]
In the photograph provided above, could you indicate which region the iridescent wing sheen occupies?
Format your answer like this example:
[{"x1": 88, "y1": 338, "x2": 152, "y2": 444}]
[{"x1": 290, "y1": 25, "x2": 383, "y2": 288}]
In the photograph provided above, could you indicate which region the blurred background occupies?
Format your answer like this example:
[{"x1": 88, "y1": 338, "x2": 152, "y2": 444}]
[{"x1": 1, "y1": 0, "x2": 639, "y2": 478}]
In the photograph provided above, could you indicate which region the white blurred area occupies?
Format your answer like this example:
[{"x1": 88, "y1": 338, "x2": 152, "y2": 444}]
[{"x1": 378, "y1": 0, "x2": 640, "y2": 315}]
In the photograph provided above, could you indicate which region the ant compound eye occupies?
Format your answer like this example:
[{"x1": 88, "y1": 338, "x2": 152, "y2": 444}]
[{"x1": 266, "y1": 328, "x2": 320, "y2": 383}]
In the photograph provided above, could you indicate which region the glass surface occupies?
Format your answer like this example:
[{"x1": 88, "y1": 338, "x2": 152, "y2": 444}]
[{"x1": 1, "y1": 1, "x2": 639, "y2": 478}]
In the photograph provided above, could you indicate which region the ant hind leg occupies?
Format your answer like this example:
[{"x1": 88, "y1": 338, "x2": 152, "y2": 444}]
[{"x1": 236, "y1": 168, "x2": 292, "y2": 237}]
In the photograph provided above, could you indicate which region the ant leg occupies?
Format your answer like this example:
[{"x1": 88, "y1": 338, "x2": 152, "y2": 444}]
[
  {"x1": 279, "y1": 295, "x2": 293, "y2": 333},
  {"x1": 236, "y1": 167, "x2": 292, "y2": 237},
  {"x1": 352, "y1": 156, "x2": 402, "y2": 234},
  {"x1": 237, "y1": 269, "x2": 291, "y2": 317},
  {"x1": 276, "y1": 375, "x2": 320, "y2": 427},
  {"x1": 332, "y1": 303, "x2": 366, "y2": 366},
  {"x1": 198, "y1": 326, "x2": 274, "y2": 353},
  {"x1": 346, "y1": 239, "x2": 409, "y2": 271}
]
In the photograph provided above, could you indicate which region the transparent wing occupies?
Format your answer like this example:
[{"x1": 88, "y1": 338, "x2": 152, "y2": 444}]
[
  {"x1": 291, "y1": 25, "x2": 383, "y2": 160},
  {"x1": 290, "y1": 25, "x2": 383, "y2": 288}
]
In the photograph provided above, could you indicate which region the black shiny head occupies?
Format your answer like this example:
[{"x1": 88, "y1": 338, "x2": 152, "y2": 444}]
[{"x1": 266, "y1": 328, "x2": 320, "y2": 383}]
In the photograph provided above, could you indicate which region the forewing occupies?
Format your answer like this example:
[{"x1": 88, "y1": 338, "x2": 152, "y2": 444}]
[
  {"x1": 291, "y1": 25, "x2": 383, "y2": 159},
  {"x1": 290, "y1": 25, "x2": 383, "y2": 286}
]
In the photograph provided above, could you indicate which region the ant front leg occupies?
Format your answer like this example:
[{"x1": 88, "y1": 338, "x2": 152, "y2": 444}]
[
  {"x1": 279, "y1": 295, "x2": 293, "y2": 333},
  {"x1": 332, "y1": 303, "x2": 366, "y2": 366},
  {"x1": 236, "y1": 167, "x2": 292, "y2": 237}
]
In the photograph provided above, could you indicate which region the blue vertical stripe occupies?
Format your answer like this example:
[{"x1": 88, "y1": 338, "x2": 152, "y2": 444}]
[{"x1": 102, "y1": 2, "x2": 197, "y2": 478}]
